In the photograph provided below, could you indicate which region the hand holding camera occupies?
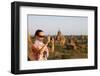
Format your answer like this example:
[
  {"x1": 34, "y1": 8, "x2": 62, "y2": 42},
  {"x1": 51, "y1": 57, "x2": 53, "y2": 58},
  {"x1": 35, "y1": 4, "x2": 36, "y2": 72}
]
[
  {"x1": 47, "y1": 35, "x2": 51, "y2": 44},
  {"x1": 46, "y1": 35, "x2": 54, "y2": 45},
  {"x1": 50, "y1": 37, "x2": 54, "y2": 45}
]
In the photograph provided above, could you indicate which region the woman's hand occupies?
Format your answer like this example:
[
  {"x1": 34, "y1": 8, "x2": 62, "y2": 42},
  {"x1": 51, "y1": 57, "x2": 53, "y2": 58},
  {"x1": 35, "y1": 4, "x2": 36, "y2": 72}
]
[
  {"x1": 50, "y1": 37, "x2": 54, "y2": 52},
  {"x1": 51, "y1": 37, "x2": 54, "y2": 45},
  {"x1": 47, "y1": 35, "x2": 51, "y2": 44}
]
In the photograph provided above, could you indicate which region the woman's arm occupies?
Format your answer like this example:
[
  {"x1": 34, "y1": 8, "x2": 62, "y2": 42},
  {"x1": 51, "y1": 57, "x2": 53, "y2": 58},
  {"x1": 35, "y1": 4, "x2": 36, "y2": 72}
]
[
  {"x1": 39, "y1": 36, "x2": 50, "y2": 53},
  {"x1": 49, "y1": 38, "x2": 54, "y2": 53}
]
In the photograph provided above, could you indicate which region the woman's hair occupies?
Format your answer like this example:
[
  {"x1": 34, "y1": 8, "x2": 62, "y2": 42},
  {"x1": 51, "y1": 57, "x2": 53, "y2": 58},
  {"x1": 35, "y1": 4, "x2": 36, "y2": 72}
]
[{"x1": 35, "y1": 29, "x2": 43, "y2": 36}]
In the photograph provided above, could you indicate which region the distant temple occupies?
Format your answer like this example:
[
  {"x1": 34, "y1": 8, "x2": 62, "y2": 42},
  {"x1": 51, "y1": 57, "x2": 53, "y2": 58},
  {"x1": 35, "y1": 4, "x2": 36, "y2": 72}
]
[
  {"x1": 55, "y1": 30, "x2": 66, "y2": 47},
  {"x1": 56, "y1": 30, "x2": 62, "y2": 41}
]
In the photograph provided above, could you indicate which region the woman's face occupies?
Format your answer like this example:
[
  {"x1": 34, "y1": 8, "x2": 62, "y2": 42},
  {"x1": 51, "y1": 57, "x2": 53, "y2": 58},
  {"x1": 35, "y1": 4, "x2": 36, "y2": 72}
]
[{"x1": 36, "y1": 32, "x2": 45, "y2": 41}]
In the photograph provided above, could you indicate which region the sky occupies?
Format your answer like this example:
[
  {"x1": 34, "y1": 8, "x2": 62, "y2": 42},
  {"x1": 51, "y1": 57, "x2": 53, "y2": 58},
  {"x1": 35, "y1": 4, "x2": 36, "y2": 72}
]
[{"x1": 27, "y1": 15, "x2": 88, "y2": 36}]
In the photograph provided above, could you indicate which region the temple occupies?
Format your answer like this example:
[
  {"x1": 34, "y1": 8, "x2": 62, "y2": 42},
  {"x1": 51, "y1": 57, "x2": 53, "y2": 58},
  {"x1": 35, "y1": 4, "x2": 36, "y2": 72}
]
[{"x1": 55, "y1": 30, "x2": 66, "y2": 47}]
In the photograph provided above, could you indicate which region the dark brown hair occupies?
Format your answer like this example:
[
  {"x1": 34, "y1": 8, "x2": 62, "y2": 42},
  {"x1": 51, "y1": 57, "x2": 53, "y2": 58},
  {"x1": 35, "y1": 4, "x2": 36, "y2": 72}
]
[{"x1": 35, "y1": 29, "x2": 43, "y2": 36}]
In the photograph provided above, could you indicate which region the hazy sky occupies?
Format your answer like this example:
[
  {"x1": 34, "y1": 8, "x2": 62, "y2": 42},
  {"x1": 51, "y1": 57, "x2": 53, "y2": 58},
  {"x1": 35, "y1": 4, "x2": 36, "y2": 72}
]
[{"x1": 27, "y1": 15, "x2": 88, "y2": 36}]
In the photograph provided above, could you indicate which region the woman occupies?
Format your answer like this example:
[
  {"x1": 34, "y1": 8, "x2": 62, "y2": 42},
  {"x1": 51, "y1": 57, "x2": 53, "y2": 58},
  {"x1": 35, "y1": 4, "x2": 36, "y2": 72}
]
[{"x1": 28, "y1": 29, "x2": 54, "y2": 61}]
